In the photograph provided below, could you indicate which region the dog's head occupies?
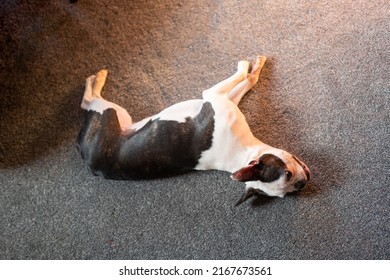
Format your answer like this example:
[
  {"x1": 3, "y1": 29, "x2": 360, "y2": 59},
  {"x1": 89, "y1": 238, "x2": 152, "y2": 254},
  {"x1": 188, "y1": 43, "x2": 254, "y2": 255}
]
[{"x1": 232, "y1": 150, "x2": 311, "y2": 206}]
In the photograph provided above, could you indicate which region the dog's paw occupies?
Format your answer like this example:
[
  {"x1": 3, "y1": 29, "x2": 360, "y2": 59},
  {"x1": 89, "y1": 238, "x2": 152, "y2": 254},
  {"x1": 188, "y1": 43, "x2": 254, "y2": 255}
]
[
  {"x1": 86, "y1": 75, "x2": 96, "y2": 84},
  {"x1": 237, "y1": 60, "x2": 250, "y2": 80},
  {"x1": 96, "y1": 69, "x2": 108, "y2": 78},
  {"x1": 250, "y1": 56, "x2": 267, "y2": 75}
]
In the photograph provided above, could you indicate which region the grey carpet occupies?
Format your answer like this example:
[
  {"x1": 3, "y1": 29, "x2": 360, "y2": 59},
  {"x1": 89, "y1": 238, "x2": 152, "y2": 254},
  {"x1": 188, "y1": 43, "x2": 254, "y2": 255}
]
[{"x1": 0, "y1": 0, "x2": 389, "y2": 259}]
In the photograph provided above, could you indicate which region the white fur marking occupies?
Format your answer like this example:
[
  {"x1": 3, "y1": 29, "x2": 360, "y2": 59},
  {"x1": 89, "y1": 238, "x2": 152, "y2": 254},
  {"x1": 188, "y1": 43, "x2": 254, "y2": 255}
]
[
  {"x1": 153, "y1": 99, "x2": 205, "y2": 123},
  {"x1": 245, "y1": 177, "x2": 292, "y2": 198},
  {"x1": 129, "y1": 100, "x2": 205, "y2": 131}
]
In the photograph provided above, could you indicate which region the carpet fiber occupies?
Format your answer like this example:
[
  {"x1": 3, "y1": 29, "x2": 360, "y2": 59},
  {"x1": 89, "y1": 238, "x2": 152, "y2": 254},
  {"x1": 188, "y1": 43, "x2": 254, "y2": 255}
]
[{"x1": 0, "y1": 0, "x2": 389, "y2": 259}]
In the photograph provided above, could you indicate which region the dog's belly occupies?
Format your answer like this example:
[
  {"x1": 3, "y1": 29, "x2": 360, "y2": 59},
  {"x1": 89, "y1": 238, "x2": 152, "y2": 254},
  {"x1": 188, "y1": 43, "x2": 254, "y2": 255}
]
[
  {"x1": 130, "y1": 99, "x2": 204, "y2": 131},
  {"x1": 77, "y1": 101, "x2": 215, "y2": 179},
  {"x1": 154, "y1": 99, "x2": 205, "y2": 122}
]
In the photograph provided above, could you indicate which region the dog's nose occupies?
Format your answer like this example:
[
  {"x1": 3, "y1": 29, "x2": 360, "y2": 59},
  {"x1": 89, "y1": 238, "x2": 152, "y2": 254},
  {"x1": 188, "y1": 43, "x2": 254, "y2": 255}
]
[{"x1": 294, "y1": 180, "x2": 306, "y2": 191}]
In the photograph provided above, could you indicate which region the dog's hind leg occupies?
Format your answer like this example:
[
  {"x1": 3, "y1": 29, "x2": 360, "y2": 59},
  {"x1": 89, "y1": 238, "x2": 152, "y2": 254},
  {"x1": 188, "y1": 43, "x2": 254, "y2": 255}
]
[
  {"x1": 80, "y1": 74, "x2": 97, "y2": 110},
  {"x1": 80, "y1": 70, "x2": 133, "y2": 131},
  {"x1": 80, "y1": 69, "x2": 108, "y2": 110},
  {"x1": 202, "y1": 60, "x2": 250, "y2": 99},
  {"x1": 228, "y1": 56, "x2": 266, "y2": 105}
]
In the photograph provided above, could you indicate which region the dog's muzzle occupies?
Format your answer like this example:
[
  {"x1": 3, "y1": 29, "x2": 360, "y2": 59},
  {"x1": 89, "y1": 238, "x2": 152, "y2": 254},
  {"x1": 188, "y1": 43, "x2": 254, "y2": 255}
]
[
  {"x1": 292, "y1": 155, "x2": 311, "y2": 191},
  {"x1": 295, "y1": 180, "x2": 307, "y2": 191}
]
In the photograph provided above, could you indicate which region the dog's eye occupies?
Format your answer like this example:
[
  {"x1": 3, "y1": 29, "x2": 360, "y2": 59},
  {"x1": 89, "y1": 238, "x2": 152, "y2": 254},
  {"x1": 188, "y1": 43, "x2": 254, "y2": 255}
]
[{"x1": 285, "y1": 171, "x2": 293, "y2": 181}]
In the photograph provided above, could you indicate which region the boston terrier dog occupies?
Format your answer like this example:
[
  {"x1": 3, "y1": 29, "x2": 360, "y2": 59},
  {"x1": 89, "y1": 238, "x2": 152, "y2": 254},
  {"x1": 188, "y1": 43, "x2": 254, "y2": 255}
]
[{"x1": 77, "y1": 56, "x2": 311, "y2": 205}]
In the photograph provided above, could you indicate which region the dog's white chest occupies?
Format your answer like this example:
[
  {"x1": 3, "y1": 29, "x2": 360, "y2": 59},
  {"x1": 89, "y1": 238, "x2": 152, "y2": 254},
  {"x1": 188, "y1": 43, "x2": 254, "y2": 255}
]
[{"x1": 195, "y1": 96, "x2": 258, "y2": 172}]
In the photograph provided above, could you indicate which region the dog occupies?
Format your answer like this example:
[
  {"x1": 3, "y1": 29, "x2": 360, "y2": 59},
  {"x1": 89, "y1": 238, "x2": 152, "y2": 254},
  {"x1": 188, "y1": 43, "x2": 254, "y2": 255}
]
[{"x1": 77, "y1": 56, "x2": 311, "y2": 206}]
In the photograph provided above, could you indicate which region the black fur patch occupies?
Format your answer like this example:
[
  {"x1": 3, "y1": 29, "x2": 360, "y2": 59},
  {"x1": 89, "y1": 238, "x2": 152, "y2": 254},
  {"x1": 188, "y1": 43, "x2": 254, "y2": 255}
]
[
  {"x1": 77, "y1": 102, "x2": 215, "y2": 179},
  {"x1": 253, "y1": 154, "x2": 286, "y2": 182}
]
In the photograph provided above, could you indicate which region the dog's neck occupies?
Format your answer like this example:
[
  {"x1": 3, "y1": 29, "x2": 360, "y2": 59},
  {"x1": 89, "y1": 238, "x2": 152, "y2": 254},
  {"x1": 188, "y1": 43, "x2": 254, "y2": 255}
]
[
  {"x1": 222, "y1": 137, "x2": 276, "y2": 173},
  {"x1": 242, "y1": 141, "x2": 274, "y2": 166}
]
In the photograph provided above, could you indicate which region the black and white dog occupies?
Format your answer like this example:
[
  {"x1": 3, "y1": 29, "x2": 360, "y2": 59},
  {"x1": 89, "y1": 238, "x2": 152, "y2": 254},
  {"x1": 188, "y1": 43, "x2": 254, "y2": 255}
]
[{"x1": 77, "y1": 56, "x2": 311, "y2": 205}]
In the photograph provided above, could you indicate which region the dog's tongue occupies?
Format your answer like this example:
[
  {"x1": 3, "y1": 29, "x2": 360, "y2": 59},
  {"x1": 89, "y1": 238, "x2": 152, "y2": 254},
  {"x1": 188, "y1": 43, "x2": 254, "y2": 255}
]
[{"x1": 231, "y1": 164, "x2": 256, "y2": 182}]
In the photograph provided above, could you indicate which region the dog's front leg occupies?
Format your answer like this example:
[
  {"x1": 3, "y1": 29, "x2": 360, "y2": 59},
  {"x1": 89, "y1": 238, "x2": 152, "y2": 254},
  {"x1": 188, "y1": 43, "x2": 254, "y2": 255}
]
[
  {"x1": 228, "y1": 56, "x2": 266, "y2": 105},
  {"x1": 202, "y1": 60, "x2": 250, "y2": 99}
]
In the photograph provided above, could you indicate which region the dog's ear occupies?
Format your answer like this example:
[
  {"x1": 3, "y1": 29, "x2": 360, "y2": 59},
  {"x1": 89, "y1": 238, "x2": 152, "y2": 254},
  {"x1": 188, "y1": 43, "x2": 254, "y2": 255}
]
[
  {"x1": 235, "y1": 188, "x2": 258, "y2": 206},
  {"x1": 231, "y1": 161, "x2": 258, "y2": 182},
  {"x1": 231, "y1": 154, "x2": 286, "y2": 183}
]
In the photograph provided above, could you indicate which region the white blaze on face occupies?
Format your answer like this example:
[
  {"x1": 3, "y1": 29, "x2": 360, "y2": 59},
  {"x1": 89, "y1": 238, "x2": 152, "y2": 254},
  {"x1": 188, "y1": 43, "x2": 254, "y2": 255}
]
[{"x1": 244, "y1": 176, "x2": 294, "y2": 198}]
